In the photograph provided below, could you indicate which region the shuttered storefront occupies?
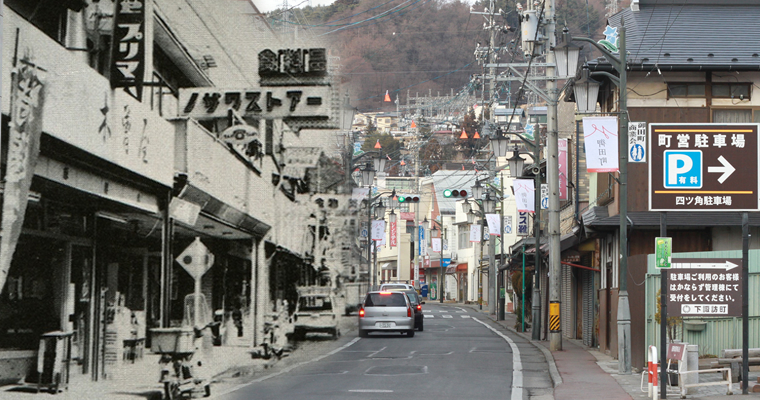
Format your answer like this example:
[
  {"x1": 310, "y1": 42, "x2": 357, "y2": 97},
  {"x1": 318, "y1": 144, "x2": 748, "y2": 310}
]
[{"x1": 561, "y1": 264, "x2": 575, "y2": 339}]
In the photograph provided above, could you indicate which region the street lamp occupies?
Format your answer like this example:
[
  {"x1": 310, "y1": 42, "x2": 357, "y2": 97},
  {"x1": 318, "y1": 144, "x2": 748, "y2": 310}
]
[
  {"x1": 374, "y1": 200, "x2": 386, "y2": 219},
  {"x1": 361, "y1": 162, "x2": 376, "y2": 187},
  {"x1": 552, "y1": 28, "x2": 582, "y2": 78},
  {"x1": 554, "y1": 24, "x2": 632, "y2": 376},
  {"x1": 572, "y1": 68, "x2": 602, "y2": 114},
  {"x1": 489, "y1": 129, "x2": 511, "y2": 158},
  {"x1": 507, "y1": 145, "x2": 526, "y2": 177},
  {"x1": 471, "y1": 181, "x2": 484, "y2": 200}
]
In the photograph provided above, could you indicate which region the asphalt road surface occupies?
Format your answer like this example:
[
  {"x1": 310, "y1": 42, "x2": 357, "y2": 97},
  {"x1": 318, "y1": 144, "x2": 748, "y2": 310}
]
[{"x1": 212, "y1": 303, "x2": 552, "y2": 400}]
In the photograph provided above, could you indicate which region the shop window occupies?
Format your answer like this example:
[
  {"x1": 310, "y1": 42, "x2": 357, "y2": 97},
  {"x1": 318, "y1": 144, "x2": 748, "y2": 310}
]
[
  {"x1": 667, "y1": 83, "x2": 705, "y2": 98},
  {"x1": 6, "y1": 0, "x2": 80, "y2": 46}
]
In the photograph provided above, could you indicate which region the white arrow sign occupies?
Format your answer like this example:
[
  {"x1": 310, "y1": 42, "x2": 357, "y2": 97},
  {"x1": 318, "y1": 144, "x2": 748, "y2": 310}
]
[
  {"x1": 671, "y1": 260, "x2": 739, "y2": 271},
  {"x1": 707, "y1": 155, "x2": 735, "y2": 184}
]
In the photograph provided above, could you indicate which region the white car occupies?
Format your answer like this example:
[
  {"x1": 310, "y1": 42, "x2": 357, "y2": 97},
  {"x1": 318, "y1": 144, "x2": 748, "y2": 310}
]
[
  {"x1": 293, "y1": 288, "x2": 340, "y2": 340},
  {"x1": 379, "y1": 283, "x2": 415, "y2": 291}
]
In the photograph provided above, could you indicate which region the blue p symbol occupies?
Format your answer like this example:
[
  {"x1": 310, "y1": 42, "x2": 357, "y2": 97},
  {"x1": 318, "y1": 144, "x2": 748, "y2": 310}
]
[{"x1": 664, "y1": 150, "x2": 702, "y2": 188}]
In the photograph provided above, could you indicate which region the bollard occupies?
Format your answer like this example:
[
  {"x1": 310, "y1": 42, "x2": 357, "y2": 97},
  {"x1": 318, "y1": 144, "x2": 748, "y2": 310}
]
[{"x1": 649, "y1": 345, "x2": 658, "y2": 400}]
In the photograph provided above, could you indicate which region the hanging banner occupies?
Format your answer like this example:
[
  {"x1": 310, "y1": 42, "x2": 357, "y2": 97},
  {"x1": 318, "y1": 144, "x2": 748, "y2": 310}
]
[
  {"x1": 432, "y1": 237, "x2": 441, "y2": 252},
  {"x1": 469, "y1": 224, "x2": 482, "y2": 243},
  {"x1": 559, "y1": 138, "x2": 569, "y2": 200},
  {"x1": 503, "y1": 215, "x2": 513, "y2": 235},
  {"x1": 400, "y1": 212, "x2": 415, "y2": 221},
  {"x1": 512, "y1": 179, "x2": 536, "y2": 213},
  {"x1": 351, "y1": 188, "x2": 369, "y2": 202},
  {"x1": 583, "y1": 116, "x2": 619, "y2": 172},
  {"x1": 0, "y1": 62, "x2": 46, "y2": 291},
  {"x1": 371, "y1": 220, "x2": 385, "y2": 241},
  {"x1": 419, "y1": 225, "x2": 426, "y2": 256},
  {"x1": 389, "y1": 221, "x2": 397, "y2": 248},
  {"x1": 110, "y1": 0, "x2": 146, "y2": 100},
  {"x1": 485, "y1": 214, "x2": 501, "y2": 236},
  {"x1": 517, "y1": 212, "x2": 530, "y2": 236},
  {"x1": 628, "y1": 121, "x2": 647, "y2": 163}
]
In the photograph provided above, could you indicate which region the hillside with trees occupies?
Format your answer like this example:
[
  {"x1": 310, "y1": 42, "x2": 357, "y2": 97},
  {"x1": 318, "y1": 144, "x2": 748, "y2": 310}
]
[{"x1": 268, "y1": 0, "x2": 605, "y2": 112}]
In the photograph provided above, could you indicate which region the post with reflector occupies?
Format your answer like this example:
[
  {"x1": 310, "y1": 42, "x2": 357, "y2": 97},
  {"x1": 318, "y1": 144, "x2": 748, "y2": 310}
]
[{"x1": 176, "y1": 237, "x2": 215, "y2": 327}]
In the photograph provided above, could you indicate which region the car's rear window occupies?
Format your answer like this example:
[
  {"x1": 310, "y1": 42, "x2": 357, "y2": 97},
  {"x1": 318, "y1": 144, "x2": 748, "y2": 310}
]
[
  {"x1": 298, "y1": 296, "x2": 332, "y2": 311},
  {"x1": 365, "y1": 293, "x2": 407, "y2": 307},
  {"x1": 381, "y1": 284, "x2": 408, "y2": 290}
]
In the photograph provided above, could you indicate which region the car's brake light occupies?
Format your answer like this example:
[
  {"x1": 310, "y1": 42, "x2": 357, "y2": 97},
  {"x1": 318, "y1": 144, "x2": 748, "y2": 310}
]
[
  {"x1": 416, "y1": 305, "x2": 421, "y2": 311},
  {"x1": 407, "y1": 306, "x2": 412, "y2": 317},
  {"x1": 379, "y1": 292, "x2": 392, "y2": 295},
  {"x1": 359, "y1": 308, "x2": 365, "y2": 317}
]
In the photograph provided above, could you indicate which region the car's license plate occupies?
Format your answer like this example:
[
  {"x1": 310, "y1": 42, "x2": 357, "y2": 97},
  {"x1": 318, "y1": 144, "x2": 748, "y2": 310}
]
[{"x1": 376, "y1": 322, "x2": 395, "y2": 328}]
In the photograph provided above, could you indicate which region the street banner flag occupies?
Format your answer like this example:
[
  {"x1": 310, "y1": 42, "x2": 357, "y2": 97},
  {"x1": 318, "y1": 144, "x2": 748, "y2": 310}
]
[
  {"x1": 371, "y1": 220, "x2": 385, "y2": 241},
  {"x1": 470, "y1": 224, "x2": 482, "y2": 242},
  {"x1": 512, "y1": 179, "x2": 536, "y2": 213},
  {"x1": 384, "y1": 90, "x2": 391, "y2": 102},
  {"x1": 390, "y1": 221, "x2": 397, "y2": 248},
  {"x1": 411, "y1": 120, "x2": 416, "y2": 128},
  {"x1": 485, "y1": 214, "x2": 501, "y2": 236},
  {"x1": 352, "y1": 188, "x2": 369, "y2": 202},
  {"x1": 374, "y1": 139, "x2": 382, "y2": 149},
  {"x1": 473, "y1": 131, "x2": 481, "y2": 139},
  {"x1": 460, "y1": 129, "x2": 468, "y2": 139},
  {"x1": 432, "y1": 237, "x2": 441, "y2": 252},
  {"x1": 582, "y1": 116, "x2": 619, "y2": 172}
]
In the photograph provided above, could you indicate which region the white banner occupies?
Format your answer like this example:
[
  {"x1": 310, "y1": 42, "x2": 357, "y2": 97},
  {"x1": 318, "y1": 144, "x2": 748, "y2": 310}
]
[
  {"x1": 512, "y1": 179, "x2": 535, "y2": 213},
  {"x1": 352, "y1": 188, "x2": 369, "y2": 202},
  {"x1": 503, "y1": 215, "x2": 513, "y2": 235},
  {"x1": 432, "y1": 237, "x2": 441, "y2": 252},
  {"x1": 485, "y1": 214, "x2": 501, "y2": 236},
  {"x1": 371, "y1": 220, "x2": 385, "y2": 241},
  {"x1": 583, "y1": 116, "x2": 619, "y2": 172},
  {"x1": 541, "y1": 183, "x2": 549, "y2": 210},
  {"x1": 469, "y1": 224, "x2": 482, "y2": 242},
  {"x1": 628, "y1": 121, "x2": 646, "y2": 163}
]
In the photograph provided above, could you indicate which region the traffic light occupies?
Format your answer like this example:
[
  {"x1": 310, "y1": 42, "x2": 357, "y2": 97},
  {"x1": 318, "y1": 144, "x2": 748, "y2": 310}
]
[
  {"x1": 443, "y1": 189, "x2": 468, "y2": 198},
  {"x1": 397, "y1": 195, "x2": 419, "y2": 203}
]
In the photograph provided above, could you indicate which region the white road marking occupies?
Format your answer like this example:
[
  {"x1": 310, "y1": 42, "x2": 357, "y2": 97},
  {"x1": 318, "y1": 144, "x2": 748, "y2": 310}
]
[
  {"x1": 442, "y1": 315, "x2": 453, "y2": 318},
  {"x1": 424, "y1": 314, "x2": 433, "y2": 318},
  {"x1": 423, "y1": 310, "x2": 432, "y2": 313},
  {"x1": 472, "y1": 318, "x2": 523, "y2": 400},
  {"x1": 349, "y1": 389, "x2": 394, "y2": 393},
  {"x1": 439, "y1": 310, "x2": 449, "y2": 313},
  {"x1": 212, "y1": 337, "x2": 362, "y2": 398},
  {"x1": 461, "y1": 315, "x2": 471, "y2": 318}
]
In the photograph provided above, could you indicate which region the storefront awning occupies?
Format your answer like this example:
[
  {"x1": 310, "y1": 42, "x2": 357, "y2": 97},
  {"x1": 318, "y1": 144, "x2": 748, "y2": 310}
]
[
  {"x1": 178, "y1": 183, "x2": 271, "y2": 238},
  {"x1": 381, "y1": 262, "x2": 397, "y2": 270}
]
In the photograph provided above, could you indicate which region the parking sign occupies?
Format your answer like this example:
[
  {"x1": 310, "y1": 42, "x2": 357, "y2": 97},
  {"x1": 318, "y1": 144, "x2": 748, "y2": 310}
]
[{"x1": 649, "y1": 123, "x2": 760, "y2": 211}]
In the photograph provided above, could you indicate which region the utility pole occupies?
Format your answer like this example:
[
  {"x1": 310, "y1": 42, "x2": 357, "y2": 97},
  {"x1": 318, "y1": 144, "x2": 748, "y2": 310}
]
[{"x1": 545, "y1": 0, "x2": 562, "y2": 351}]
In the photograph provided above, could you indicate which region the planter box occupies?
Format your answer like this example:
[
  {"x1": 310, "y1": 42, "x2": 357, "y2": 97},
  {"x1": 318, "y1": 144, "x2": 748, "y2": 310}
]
[{"x1": 150, "y1": 328, "x2": 195, "y2": 354}]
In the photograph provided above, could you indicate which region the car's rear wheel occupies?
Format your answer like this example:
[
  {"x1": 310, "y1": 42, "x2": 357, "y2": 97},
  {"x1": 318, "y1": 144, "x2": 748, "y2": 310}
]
[
  {"x1": 407, "y1": 329, "x2": 415, "y2": 337},
  {"x1": 418, "y1": 318, "x2": 424, "y2": 331}
]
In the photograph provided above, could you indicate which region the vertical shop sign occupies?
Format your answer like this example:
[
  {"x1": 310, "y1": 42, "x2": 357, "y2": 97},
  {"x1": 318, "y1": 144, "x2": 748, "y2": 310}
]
[
  {"x1": 559, "y1": 138, "x2": 569, "y2": 200},
  {"x1": 389, "y1": 220, "x2": 397, "y2": 248},
  {"x1": 0, "y1": 61, "x2": 45, "y2": 290},
  {"x1": 517, "y1": 212, "x2": 530, "y2": 236},
  {"x1": 111, "y1": 0, "x2": 145, "y2": 100}
]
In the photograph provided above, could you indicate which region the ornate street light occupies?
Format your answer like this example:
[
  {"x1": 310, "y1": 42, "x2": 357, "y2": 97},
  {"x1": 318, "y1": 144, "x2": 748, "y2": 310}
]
[
  {"x1": 461, "y1": 199, "x2": 472, "y2": 215},
  {"x1": 361, "y1": 162, "x2": 376, "y2": 187},
  {"x1": 421, "y1": 217, "x2": 429, "y2": 232},
  {"x1": 373, "y1": 153, "x2": 387, "y2": 175},
  {"x1": 471, "y1": 181, "x2": 484, "y2": 200},
  {"x1": 389, "y1": 209, "x2": 397, "y2": 224},
  {"x1": 553, "y1": 27, "x2": 582, "y2": 78},
  {"x1": 482, "y1": 193, "x2": 495, "y2": 214},
  {"x1": 489, "y1": 128, "x2": 511, "y2": 158},
  {"x1": 374, "y1": 200, "x2": 386, "y2": 219},
  {"x1": 507, "y1": 145, "x2": 526, "y2": 178},
  {"x1": 573, "y1": 68, "x2": 602, "y2": 114}
]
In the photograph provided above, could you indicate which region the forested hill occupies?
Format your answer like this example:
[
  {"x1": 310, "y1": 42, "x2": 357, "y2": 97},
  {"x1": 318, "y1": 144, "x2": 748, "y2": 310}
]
[{"x1": 267, "y1": 0, "x2": 606, "y2": 113}]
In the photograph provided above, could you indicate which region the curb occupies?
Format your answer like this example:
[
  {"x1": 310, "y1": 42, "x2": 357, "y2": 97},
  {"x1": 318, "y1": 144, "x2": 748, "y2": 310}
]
[{"x1": 463, "y1": 304, "x2": 562, "y2": 388}]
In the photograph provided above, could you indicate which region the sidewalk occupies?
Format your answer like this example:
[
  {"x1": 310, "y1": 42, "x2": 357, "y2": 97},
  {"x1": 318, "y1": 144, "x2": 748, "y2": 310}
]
[{"x1": 464, "y1": 303, "x2": 756, "y2": 400}]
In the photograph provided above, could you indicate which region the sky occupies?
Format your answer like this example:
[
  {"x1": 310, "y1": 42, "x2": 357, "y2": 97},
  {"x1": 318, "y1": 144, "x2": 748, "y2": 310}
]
[{"x1": 254, "y1": 0, "x2": 336, "y2": 13}]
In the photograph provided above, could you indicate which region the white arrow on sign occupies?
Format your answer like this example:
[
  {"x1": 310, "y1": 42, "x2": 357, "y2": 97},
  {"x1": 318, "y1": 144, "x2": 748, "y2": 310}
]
[
  {"x1": 671, "y1": 260, "x2": 739, "y2": 271},
  {"x1": 707, "y1": 155, "x2": 735, "y2": 184}
]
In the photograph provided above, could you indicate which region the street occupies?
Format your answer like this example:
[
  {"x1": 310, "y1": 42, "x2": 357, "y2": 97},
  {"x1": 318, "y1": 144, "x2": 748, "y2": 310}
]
[{"x1": 212, "y1": 303, "x2": 553, "y2": 400}]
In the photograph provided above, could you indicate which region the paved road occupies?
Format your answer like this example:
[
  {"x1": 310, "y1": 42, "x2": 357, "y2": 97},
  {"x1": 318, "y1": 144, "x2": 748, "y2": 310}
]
[{"x1": 211, "y1": 303, "x2": 552, "y2": 400}]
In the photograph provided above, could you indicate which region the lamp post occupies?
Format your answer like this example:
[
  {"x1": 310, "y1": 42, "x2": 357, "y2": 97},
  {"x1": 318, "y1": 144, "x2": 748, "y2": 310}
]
[
  {"x1": 483, "y1": 192, "x2": 496, "y2": 315},
  {"x1": 489, "y1": 129, "x2": 510, "y2": 321},
  {"x1": 555, "y1": 25, "x2": 630, "y2": 374},
  {"x1": 361, "y1": 152, "x2": 389, "y2": 290},
  {"x1": 421, "y1": 217, "x2": 429, "y2": 297}
]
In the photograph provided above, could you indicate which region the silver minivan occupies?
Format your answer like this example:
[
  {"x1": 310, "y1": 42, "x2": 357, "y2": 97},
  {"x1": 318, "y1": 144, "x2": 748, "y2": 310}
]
[{"x1": 358, "y1": 291, "x2": 416, "y2": 337}]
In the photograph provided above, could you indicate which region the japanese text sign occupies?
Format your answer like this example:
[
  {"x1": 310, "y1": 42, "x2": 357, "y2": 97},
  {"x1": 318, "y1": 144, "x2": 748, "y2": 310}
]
[
  {"x1": 389, "y1": 220, "x2": 397, "y2": 248},
  {"x1": 583, "y1": 116, "x2": 619, "y2": 172},
  {"x1": 655, "y1": 237, "x2": 672, "y2": 269},
  {"x1": 469, "y1": 224, "x2": 482, "y2": 242},
  {"x1": 512, "y1": 179, "x2": 535, "y2": 213},
  {"x1": 629, "y1": 121, "x2": 646, "y2": 163},
  {"x1": 485, "y1": 214, "x2": 501, "y2": 236},
  {"x1": 649, "y1": 123, "x2": 760, "y2": 211},
  {"x1": 179, "y1": 87, "x2": 331, "y2": 120},
  {"x1": 419, "y1": 225, "x2": 426, "y2": 255},
  {"x1": 110, "y1": 0, "x2": 145, "y2": 100},
  {"x1": 667, "y1": 343, "x2": 686, "y2": 361},
  {"x1": 503, "y1": 215, "x2": 513, "y2": 235},
  {"x1": 666, "y1": 258, "x2": 743, "y2": 317},
  {"x1": 541, "y1": 183, "x2": 548, "y2": 210},
  {"x1": 517, "y1": 212, "x2": 529, "y2": 236}
]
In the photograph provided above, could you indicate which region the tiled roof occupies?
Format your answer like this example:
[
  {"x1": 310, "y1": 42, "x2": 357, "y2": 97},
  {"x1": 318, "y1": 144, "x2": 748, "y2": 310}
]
[
  {"x1": 606, "y1": 4, "x2": 760, "y2": 70},
  {"x1": 586, "y1": 212, "x2": 760, "y2": 229}
]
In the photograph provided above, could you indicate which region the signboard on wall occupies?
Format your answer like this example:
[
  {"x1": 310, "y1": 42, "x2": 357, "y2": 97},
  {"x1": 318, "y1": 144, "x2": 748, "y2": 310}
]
[
  {"x1": 179, "y1": 87, "x2": 330, "y2": 120},
  {"x1": 110, "y1": 0, "x2": 145, "y2": 100},
  {"x1": 649, "y1": 123, "x2": 760, "y2": 211},
  {"x1": 666, "y1": 258, "x2": 743, "y2": 317}
]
